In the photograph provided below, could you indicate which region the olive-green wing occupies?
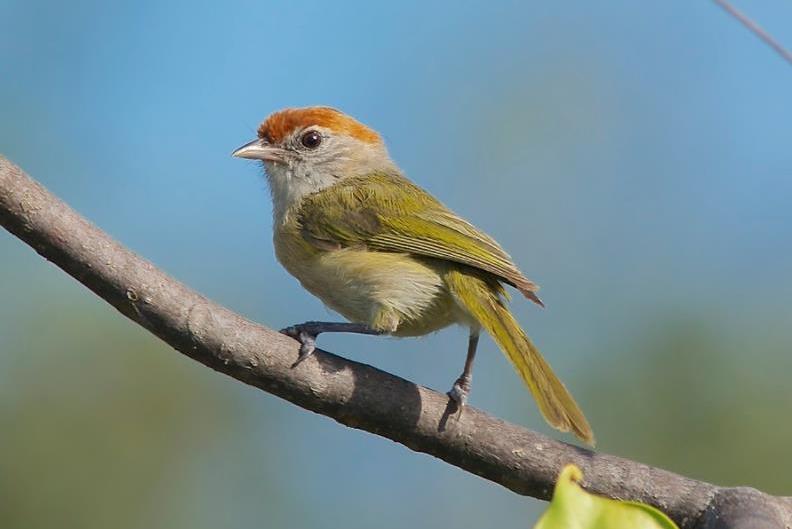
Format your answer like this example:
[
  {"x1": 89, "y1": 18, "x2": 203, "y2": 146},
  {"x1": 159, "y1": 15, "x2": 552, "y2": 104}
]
[{"x1": 296, "y1": 172, "x2": 543, "y2": 305}]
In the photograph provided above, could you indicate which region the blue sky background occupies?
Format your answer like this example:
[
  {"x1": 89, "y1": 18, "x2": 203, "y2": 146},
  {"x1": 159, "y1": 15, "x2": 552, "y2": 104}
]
[{"x1": 2, "y1": 1, "x2": 792, "y2": 527}]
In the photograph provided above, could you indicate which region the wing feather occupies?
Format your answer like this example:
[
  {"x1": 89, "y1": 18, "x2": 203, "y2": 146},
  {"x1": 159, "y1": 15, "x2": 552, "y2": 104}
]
[{"x1": 296, "y1": 172, "x2": 543, "y2": 305}]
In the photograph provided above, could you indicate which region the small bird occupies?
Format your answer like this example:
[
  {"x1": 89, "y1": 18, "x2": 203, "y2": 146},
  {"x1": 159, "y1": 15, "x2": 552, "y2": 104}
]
[{"x1": 233, "y1": 107, "x2": 593, "y2": 444}]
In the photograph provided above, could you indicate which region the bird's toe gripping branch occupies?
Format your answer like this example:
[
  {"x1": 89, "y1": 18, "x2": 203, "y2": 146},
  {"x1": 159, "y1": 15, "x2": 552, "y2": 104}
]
[
  {"x1": 280, "y1": 321, "x2": 385, "y2": 366},
  {"x1": 280, "y1": 325, "x2": 318, "y2": 364},
  {"x1": 447, "y1": 375, "x2": 472, "y2": 407}
]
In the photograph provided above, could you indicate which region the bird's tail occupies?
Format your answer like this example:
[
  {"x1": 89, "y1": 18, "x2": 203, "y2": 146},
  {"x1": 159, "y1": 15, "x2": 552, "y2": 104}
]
[{"x1": 445, "y1": 269, "x2": 595, "y2": 445}]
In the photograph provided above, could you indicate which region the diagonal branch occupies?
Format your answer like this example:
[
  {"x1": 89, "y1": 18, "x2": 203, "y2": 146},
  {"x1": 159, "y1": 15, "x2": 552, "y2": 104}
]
[
  {"x1": 0, "y1": 155, "x2": 790, "y2": 529},
  {"x1": 713, "y1": 0, "x2": 792, "y2": 66}
]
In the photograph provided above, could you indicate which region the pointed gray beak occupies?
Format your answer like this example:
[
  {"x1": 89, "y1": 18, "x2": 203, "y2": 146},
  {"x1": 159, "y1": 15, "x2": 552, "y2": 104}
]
[{"x1": 231, "y1": 139, "x2": 286, "y2": 162}]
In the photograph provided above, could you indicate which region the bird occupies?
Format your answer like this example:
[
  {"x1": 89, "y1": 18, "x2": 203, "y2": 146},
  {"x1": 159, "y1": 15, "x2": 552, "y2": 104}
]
[{"x1": 232, "y1": 106, "x2": 594, "y2": 445}]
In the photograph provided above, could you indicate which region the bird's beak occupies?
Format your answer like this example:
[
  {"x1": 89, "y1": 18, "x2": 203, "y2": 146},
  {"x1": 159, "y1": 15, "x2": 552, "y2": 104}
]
[{"x1": 231, "y1": 139, "x2": 286, "y2": 162}]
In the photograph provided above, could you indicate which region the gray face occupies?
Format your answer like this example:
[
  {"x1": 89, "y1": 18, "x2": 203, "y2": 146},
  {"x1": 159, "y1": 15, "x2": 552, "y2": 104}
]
[
  {"x1": 255, "y1": 126, "x2": 397, "y2": 222},
  {"x1": 267, "y1": 126, "x2": 392, "y2": 179}
]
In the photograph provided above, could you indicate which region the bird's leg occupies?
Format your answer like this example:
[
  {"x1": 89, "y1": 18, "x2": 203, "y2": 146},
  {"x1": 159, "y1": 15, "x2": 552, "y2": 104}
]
[
  {"x1": 447, "y1": 328, "x2": 480, "y2": 407},
  {"x1": 280, "y1": 321, "x2": 384, "y2": 363}
]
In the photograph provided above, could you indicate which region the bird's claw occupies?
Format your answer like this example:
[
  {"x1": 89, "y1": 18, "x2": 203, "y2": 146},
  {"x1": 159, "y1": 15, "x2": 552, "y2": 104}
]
[
  {"x1": 447, "y1": 376, "x2": 471, "y2": 408},
  {"x1": 280, "y1": 325, "x2": 317, "y2": 365}
]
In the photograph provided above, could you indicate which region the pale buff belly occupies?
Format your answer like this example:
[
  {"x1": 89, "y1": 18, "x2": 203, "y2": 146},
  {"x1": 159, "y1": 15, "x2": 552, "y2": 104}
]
[{"x1": 277, "y1": 244, "x2": 463, "y2": 336}]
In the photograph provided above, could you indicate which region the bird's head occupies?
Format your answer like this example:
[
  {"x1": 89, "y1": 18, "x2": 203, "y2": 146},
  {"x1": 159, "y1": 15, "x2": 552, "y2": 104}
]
[{"x1": 233, "y1": 107, "x2": 395, "y2": 217}]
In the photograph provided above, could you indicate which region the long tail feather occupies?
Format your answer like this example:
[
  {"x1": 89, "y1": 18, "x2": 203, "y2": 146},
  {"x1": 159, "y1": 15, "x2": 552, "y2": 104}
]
[{"x1": 445, "y1": 269, "x2": 594, "y2": 445}]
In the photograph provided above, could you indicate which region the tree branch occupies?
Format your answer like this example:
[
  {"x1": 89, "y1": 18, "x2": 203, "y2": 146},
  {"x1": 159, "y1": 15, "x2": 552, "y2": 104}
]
[
  {"x1": 713, "y1": 0, "x2": 792, "y2": 66},
  {"x1": 1, "y1": 155, "x2": 789, "y2": 529}
]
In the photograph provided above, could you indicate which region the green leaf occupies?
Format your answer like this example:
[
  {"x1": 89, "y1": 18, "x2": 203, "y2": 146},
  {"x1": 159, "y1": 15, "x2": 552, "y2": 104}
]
[{"x1": 534, "y1": 465, "x2": 679, "y2": 529}]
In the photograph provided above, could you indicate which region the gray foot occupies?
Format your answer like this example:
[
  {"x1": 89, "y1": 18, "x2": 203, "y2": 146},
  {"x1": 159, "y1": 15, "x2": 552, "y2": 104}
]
[
  {"x1": 280, "y1": 324, "x2": 318, "y2": 363},
  {"x1": 280, "y1": 321, "x2": 383, "y2": 366},
  {"x1": 447, "y1": 375, "x2": 471, "y2": 407}
]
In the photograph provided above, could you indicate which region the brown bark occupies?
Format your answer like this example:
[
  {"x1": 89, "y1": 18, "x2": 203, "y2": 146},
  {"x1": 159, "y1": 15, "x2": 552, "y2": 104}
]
[{"x1": 1, "y1": 156, "x2": 789, "y2": 529}]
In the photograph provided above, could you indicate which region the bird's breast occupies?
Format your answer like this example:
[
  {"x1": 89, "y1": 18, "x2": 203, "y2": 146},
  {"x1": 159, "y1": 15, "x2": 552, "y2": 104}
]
[{"x1": 273, "y1": 221, "x2": 460, "y2": 335}]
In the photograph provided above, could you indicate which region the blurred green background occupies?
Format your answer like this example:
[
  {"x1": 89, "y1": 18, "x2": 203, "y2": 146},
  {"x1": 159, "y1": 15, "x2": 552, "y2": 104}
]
[{"x1": 2, "y1": 1, "x2": 791, "y2": 527}]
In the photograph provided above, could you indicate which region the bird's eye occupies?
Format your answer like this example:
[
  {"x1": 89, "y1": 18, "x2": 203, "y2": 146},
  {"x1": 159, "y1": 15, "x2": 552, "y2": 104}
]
[{"x1": 300, "y1": 130, "x2": 322, "y2": 149}]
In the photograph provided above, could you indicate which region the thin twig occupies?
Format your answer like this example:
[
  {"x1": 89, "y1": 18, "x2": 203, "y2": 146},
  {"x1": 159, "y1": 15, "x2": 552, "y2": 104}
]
[
  {"x1": 713, "y1": 0, "x2": 792, "y2": 66},
  {"x1": 1, "y1": 155, "x2": 790, "y2": 529}
]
